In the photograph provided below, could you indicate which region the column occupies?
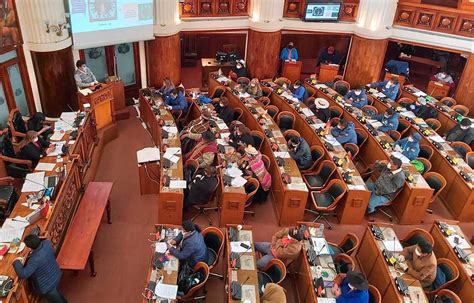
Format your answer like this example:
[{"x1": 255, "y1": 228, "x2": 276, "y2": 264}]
[
  {"x1": 455, "y1": 55, "x2": 474, "y2": 113},
  {"x1": 250, "y1": 0, "x2": 285, "y2": 31},
  {"x1": 145, "y1": 34, "x2": 181, "y2": 87},
  {"x1": 246, "y1": 30, "x2": 281, "y2": 79},
  {"x1": 355, "y1": 0, "x2": 398, "y2": 39}
]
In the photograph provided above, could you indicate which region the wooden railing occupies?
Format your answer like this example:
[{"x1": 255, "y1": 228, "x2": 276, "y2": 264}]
[
  {"x1": 179, "y1": 0, "x2": 250, "y2": 18},
  {"x1": 70, "y1": 112, "x2": 98, "y2": 181},
  {"x1": 394, "y1": 2, "x2": 474, "y2": 37},
  {"x1": 283, "y1": 0, "x2": 360, "y2": 22}
]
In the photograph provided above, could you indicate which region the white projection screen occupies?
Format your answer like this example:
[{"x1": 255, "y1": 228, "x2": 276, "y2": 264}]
[{"x1": 67, "y1": 0, "x2": 154, "y2": 49}]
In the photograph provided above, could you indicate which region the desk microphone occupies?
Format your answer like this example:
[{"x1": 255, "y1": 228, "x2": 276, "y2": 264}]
[
  {"x1": 25, "y1": 177, "x2": 48, "y2": 191},
  {"x1": 231, "y1": 244, "x2": 252, "y2": 269},
  {"x1": 59, "y1": 117, "x2": 76, "y2": 129},
  {"x1": 316, "y1": 243, "x2": 327, "y2": 256}
]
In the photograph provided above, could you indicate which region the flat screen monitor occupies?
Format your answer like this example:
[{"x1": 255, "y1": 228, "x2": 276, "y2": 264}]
[{"x1": 304, "y1": 2, "x2": 342, "y2": 22}]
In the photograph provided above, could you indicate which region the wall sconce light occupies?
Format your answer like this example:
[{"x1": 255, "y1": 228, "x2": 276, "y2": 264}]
[{"x1": 45, "y1": 21, "x2": 70, "y2": 36}]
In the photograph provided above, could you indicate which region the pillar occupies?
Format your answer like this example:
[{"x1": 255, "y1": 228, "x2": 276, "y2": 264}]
[
  {"x1": 455, "y1": 55, "x2": 474, "y2": 113},
  {"x1": 145, "y1": 34, "x2": 181, "y2": 87},
  {"x1": 246, "y1": 30, "x2": 281, "y2": 79}
]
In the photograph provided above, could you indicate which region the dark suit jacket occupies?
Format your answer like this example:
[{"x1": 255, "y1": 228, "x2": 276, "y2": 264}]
[
  {"x1": 216, "y1": 105, "x2": 234, "y2": 124},
  {"x1": 189, "y1": 172, "x2": 218, "y2": 205},
  {"x1": 18, "y1": 141, "x2": 47, "y2": 167}
]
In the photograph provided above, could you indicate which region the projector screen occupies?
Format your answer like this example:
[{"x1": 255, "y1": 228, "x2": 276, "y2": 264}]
[
  {"x1": 304, "y1": 3, "x2": 341, "y2": 22},
  {"x1": 68, "y1": 0, "x2": 154, "y2": 49}
]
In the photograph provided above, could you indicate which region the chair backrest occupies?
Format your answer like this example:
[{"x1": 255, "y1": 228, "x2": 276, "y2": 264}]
[
  {"x1": 236, "y1": 77, "x2": 250, "y2": 85},
  {"x1": 424, "y1": 172, "x2": 447, "y2": 202},
  {"x1": 451, "y1": 141, "x2": 471, "y2": 159},
  {"x1": 233, "y1": 108, "x2": 243, "y2": 121},
  {"x1": 329, "y1": 117, "x2": 340, "y2": 127},
  {"x1": 8, "y1": 109, "x2": 27, "y2": 143},
  {"x1": 326, "y1": 179, "x2": 347, "y2": 200},
  {"x1": 466, "y1": 151, "x2": 474, "y2": 169},
  {"x1": 261, "y1": 154, "x2": 271, "y2": 170},
  {"x1": 0, "y1": 129, "x2": 16, "y2": 158},
  {"x1": 387, "y1": 130, "x2": 401, "y2": 142},
  {"x1": 263, "y1": 259, "x2": 286, "y2": 284},
  {"x1": 329, "y1": 106, "x2": 342, "y2": 118},
  {"x1": 210, "y1": 86, "x2": 226, "y2": 99},
  {"x1": 265, "y1": 105, "x2": 279, "y2": 119},
  {"x1": 401, "y1": 228, "x2": 435, "y2": 247},
  {"x1": 368, "y1": 284, "x2": 382, "y2": 303},
  {"x1": 334, "y1": 80, "x2": 350, "y2": 96},
  {"x1": 362, "y1": 105, "x2": 378, "y2": 116},
  {"x1": 306, "y1": 86, "x2": 316, "y2": 98},
  {"x1": 275, "y1": 77, "x2": 291, "y2": 86},
  {"x1": 261, "y1": 86, "x2": 272, "y2": 98},
  {"x1": 259, "y1": 96, "x2": 271, "y2": 107},
  {"x1": 202, "y1": 226, "x2": 224, "y2": 261},
  {"x1": 430, "y1": 258, "x2": 459, "y2": 293},
  {"x1": 283, "y1": 129, "x2": 300, "y2": 141},
  {"x1": 416, "y1": 157, "x2": 432, "y2": 175},
  {"x1": 452, "y1": 105, "x2": 469, "y2": 116},
  {"x1": 426, "y1": 118, "x2": 441, "y2": 132},
  {"x1": 250, "y1": 130, "x2": 264, "y2": 151},
  {"x1": 319, "y1": 160, "x2": 337, "y2": 181},
  {"x1": 419, "y1": 144, "x2": 434, "y2": 160},
  {"x1": 397, "y1": 119, "x2": 410, "y2": 136},
  {"x1": 334, "y1": 253, "x2": 355, "y2": 273},
  {"x1": 355, "y1": 128, "x2": 368, "y2": 147},
  {"x1": 179, "y1": 262, "x2": 210, "y2": 300},
  {"x1": 277, "y1": 111, "x2": 295, "y2": 130},
  {"x1": 397, "y1": 97, "x2": 414, "y2": 108},
  {"x1": 440, "y1": 97, "x2": 456, "y2": 107},
  {"x1": 244, "y1": 178, "x2": 259, "y2": 204},
  {"x1": 307, "y1": 145, "x2": 324, "y2": 171},
  {"x1": 433, "y1": 289, "x2": 462, "y2": 303},
  {"x1": 340, "y1": 233, "x2": 360, "y2": 255},
  {"x1": 343, "y1": 143, "x2": 359, "y2": 158}
]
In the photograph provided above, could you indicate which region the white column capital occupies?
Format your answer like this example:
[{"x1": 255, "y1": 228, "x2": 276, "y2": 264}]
[
  {"x1": 249, "y1": 0, "x2": 285, "y2": 31},
  {"x1": 154, "y1": 0, "x2": 181, "y2": 36},
  {"x1": 355, "y1": 0, "x2": 398, "y2": 39}
]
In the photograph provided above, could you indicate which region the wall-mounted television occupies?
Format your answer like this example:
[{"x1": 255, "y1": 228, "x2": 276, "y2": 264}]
[{"x1": 304, "y1": 1, "x2": 342, "y2": 22}]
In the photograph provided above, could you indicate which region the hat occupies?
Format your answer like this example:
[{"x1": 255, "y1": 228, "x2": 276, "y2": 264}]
[
  {"x1": 347, "y1": 271, "x2": 369, "y2": 291},
  {"x1": 202, "y1": 110, "x2": 211, "y2": 120},
  {"x1": 417, "y1": 97, "x2": 427, "y2": 105},
  {"x1": 245, "y1": 145, "x2": 258, "y2": 156},
  {"x1": 314, "y1": 98, "x2": 329, "y2": 109}
]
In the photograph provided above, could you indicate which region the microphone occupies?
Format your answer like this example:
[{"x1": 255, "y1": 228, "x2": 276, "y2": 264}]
[
  {"x1": 240, "y1": 276, "x2": 250, "y2": 286},
  {"x1": 25, "y1": 177, "x2": 48, "y2": 191},
  {"x1": 231, "y1": 244, "x2": 252, "y2": 269},
  {"x1": 316, "y1": 243, "x2": 327, "y2": 256}
]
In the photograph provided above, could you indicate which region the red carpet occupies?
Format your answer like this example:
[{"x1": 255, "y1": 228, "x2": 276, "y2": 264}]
[{"x1": 60, "y1": 114, "x2": 474, "y2": 302}]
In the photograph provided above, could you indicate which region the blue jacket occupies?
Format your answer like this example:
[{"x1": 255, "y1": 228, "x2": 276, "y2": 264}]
[
  {"x1": 336, "y1": 277, "x2": 369, "y2": 303},
  {"x1": 372, "y1": 81, "x2": 400, "y2": 100},
  {"x1": 331, "y1": 122, "x2": 358, "y2": 145},
  {"x1": 289, "y1": 137, "x2": 312, "y2": 170},
  {"x1": 292, "y1": 86, "x2": 306, "y2": 102},
  {"x1": 159, "y1": 86, "x2": 174, "y2": 97},
  {"x1": 280, "y1": 47, "x2": 298, "y2": 61},
  {"x1": 169, "y1": 230, "x2": 209, "y2": 266},
  {"x1": 373, "y1": 112, "x2": 399, "y2": 132},
  {"x1": 395, "y1": 135, "x2": 421, "y2": 161},
  {"x1": 344, "y1": 90, "x2": 368, "y2": 109},
  {"x1": 165, "y1": 92, "x2": 188, "y2": 112},
  {"x1": 13, "y1": 240, "x2": 62, "y2": 294}
]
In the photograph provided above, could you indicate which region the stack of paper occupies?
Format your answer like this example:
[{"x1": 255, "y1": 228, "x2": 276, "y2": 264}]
[
  {"x1": 230, "y1": 241, "x2": 252, "y2": 253},
  {"x1": 311, "y1": 237, "x2": 330, "y2": 255},
  {"x1": 226, "y1": 166, "x2": 243, "y2": 177},
  {"x1": 35, "y1": 163, "x2": 56, "y2": 171},
  {"x1": 0, "y1": 226, "x2": 24, "y2": 243},
  {"x1": 163, "y1": 126, "x2": 178, "y2": 134},
  {"x1": 47, "y1": 142, "x2": 66, "y2": 156},
  {"x1": 382, "y1": 239, "x2": 403, "y2": 252},
  {"x1": 169, "y1": 180, "x2": 186, "y2": 189},
  {"x1": 22, "y1": 172, "x2": 45, "y2": 192},
  {"x1": 136, "y1": 147, "x2": 160, "y2": 163},
  {"x1": 154, "y1": 283, "x2": 178, "y2": 300},
  {"x1": 231, "y1": 176, "x2": 248, "y2": 187},
  {"x1": 50, "y1": 132, "x2": 65, "y2": 141}
]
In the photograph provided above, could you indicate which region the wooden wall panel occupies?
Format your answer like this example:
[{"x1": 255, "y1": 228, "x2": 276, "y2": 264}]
[
  {"x1": 31, "y1": 47, "x2": 78, "y2": 117},
  {"x1": 454, "y1": 55, "x2": 474, "y2": 113},
  {"x1": 146, "y1": 34, "x2": 181, "y2": 86},
  {"x1": 283, "y1": 0, "x2": 360, "y2": 22},
  {"x1": 246, "y1": 30, "x2": 281, "y2": 79},
  {"x1": 344, "y1": 36, "x2": 388, "y2": 87},
  {"x1": 181, "y1": 33, "x2": 247, "y2": 59},
  {"x1": 281, "y1": 33, "x2": 352, "y2": 60}
]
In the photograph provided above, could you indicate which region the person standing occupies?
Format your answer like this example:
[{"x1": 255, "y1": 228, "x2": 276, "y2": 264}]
[
  {"x1": 280, "y1": 42, "x2": 298, "y2": 62},
  {"x1": 74, "y1": 60, "x2": 98, "y2": 89},
  {"x1": 12, "y1": 235, "x2": 67, "y2": 303}
]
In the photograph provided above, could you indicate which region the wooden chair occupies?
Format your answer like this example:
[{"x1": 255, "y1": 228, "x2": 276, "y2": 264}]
[
  {"x1": 419, "y1": 144, "x2": 434, "y2": 160},
  {"x1": 302, "y1": 160, "x2": 336, "y2": 191},
  {"x1": 397, "y1": 119, "x2": 411, "y2": 137},
  {"x1": 334, "y1": 253, "x2": 356, "y2": 274},
  {"x1": 400, "y1": 228, "x2": 434, "y2": 247},
  {"x1": 387, "y1": 130, "x2": 401, "y2": 142},
  {"x1": 202, "y1": 227, "x2": 225, "y2": 279},
  {"x1": 304, "y1": 96, "x2": 316, "y2": 108},
  {"x1": 416, "y1": 157, "x2": 432, "y2": 175},
  {"x1": 265, "y1": 105, "x2": 279, "y2": 119},
  {"x1": 344, "y1": 143, "x2": 359, "y2": 159},
  {"x1": 236, "y1": 77, "x2": 250, "y2": 86},
  {"x1": 261, "y1": 86, "x2": 272, "y2": 98},
  {"x1": 209, "y1": 85, "x2": 226, "y2": 99},
  {"x1": 233, "y1": 108, "x2": 243, "y2": 121},
  {"x1": 0, "y1": 176, "x2": 18, "y2": 219},
  {"x1": 262, "y1": 154, "x2": 271, "y2": 170},
  {"x1": 277, "y1": 111, "x2": 295, "y2": 133},
  {"x1": 452, "y1": 104, "x2": 469, "y2": 116},
  {"x1": 328, "y1": 233, "x2": 360, "y2": 256},
  {"x1": 329, "y1": 117, "x2": 340, "y2": 127},
  {"x1": 329, "y1": 106, "x2": 343, "y2": 119},
  {"x1": 191, "y1": 174, "x2": 220, "y2": 225},
  {"x1": 368, "y1": 284, "x2": 382, "y2": 303},
  {"x1": 397, "y1": 97, "x2": 415, "y2": 108},
  {"x1": 466, "y1": 151, "x2": 474, "y2": 169},
  {"x1": 426, "y1": 258, "x2": 459, "y2": 298},
  {"x1": 440, "y1": 97, "x2": 457, "y2": 107},
  {"x1": 301, "y1": 145, "x2": 325, "y2": 174},
  {"x1": 306, "y1": 179, "x2": 347, "y2": 229},
  {"x1": 283, "y1": 129, "x2": 300, "y2": 141},
  {"x1": 451, "y1": 141, "x2": 471, "y2": 159},
  {"x1": 250, "y1": 130, "x2": 265, "y2": 151},
  {"x1": 275, "y1": 77, "x2": 291, "y2": 87},
  {"x1": 369, "y1": 187, "x2": 403, "y2": 223},
  {"x1": 0, "y1": 128, "x2": 32, "y2": 179},
  {"x1": 176, "y1": 262, "x2": 210, "y2": 301},
  {"x1": 355, "y1": 128, "x2": 368, "y2": 147},
  {"x1": 334, "y1": 80, "x2": 350, "y2": 95},
  {"x1": 258, "y1": 96, "x2": 271, "y2": 107},
  {"x1": 425, "y1": 172, "x2": 447, "y2": 214},
  {"x1": 425, "y1": 118, "x2": 441, "y2": 132},
  {"x1": 258, "y1": 259, "x2": 286, "y2": 289},
  {"x1": 243, "y1": 178, "x2": 259, "y2": 218},
  {"x1": 432, "y1": 289, "x2": 462, "y2": 303},
  {"x1": 362, "y1": 105, "x2": 378, "y2": 116},
  {"x1": 8, "y1": 109, "x2": 28, "y2": 143}
]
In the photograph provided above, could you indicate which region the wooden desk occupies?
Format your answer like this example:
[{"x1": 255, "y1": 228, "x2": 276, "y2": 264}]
[
  {"x1": 306, "y1": 81, "x2": 434, "y2": 224},
  {"x1": 77, "y1": 83, "x2": 115, "y2": 130},
  {"x1": 265, "y1": 81, "x2": 370, "y2": 225},
  {"x1": 430, "y1": 221, "x2": 474, "y2": 303},
  {"x1": 139, "y1": 94, "x2": 184, "y2": 225},
  {"x1": 426, "y1": 81, "x2": 450, "y2": 99},
  {"x1": 356, "y1": 225, "x2": 429, "y2": 303},
  {"x1": 210, "y1": 75, "x2": 309, "y2": 226},
  {"x1": 138, "y1": 162, "x2": 160, "y2": 195},
  {"x1": 225, "y1": 225, "x2": 260, "y2": 303},
  {"x1": 319, "y1": 64, "x2": 339, "y2": 83},
  {"x1": 384, "y1": 72, "x2": 406, "y2": 88},
  {"x1": 201, "y1": 58, "x2": 235, "y2": 87},
  {"x1": 367, "y1": 89, "x2": 474, "y2": 221},
  {"x1": 281, "y1": 61, "x2": 302, "y2": 83}
]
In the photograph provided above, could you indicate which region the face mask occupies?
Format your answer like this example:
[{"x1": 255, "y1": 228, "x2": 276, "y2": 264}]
[
  {"x1": 385, "y1": 115, "x2": 390, "y2": 119},
  {"x1": 236, "y1": 65, "x2": 242, "y2": 69},
  {"x1": 354, "y1": 90, "x2": 361, "y2": 95},
  {"x1": 219, "y1": 103, "x2": 224, "y2": 107},
  {"x1": 387, "y1": 163, "x2": 392, "y2": 170},
  {"x1": 415, "y1": 248, "x2": 422, "y2": 257},
  {"x1": 461, "y1": 126, "x2": 469, "y2": 130},
  {"x1": 294, "y1": 86, "x2": 299, "y2": 90},
  {"x1": 338, "y1": 125, "x2": 344, "y2": 130},
  {"x1": 288, "y1": 45, "x2": 293, "y2": 49},
  {"x1": 440, "y1": 73, "x2": 446, "y2": 79}
]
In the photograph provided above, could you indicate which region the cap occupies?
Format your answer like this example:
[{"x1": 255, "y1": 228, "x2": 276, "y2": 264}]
[{"x1": 314, "y1": 98, "x2": 329, "y2": 109}]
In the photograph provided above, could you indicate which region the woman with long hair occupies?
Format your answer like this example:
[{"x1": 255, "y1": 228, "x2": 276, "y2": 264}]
[
  {"x1": 245, "y1": 78, "x2": 263, "y2": 99},
  {"x1": 18, "y1": 131, "x2": 54, "y2": 167},
  {"x1": 159, "y1": 78, "x2": 175, "y2": 97}
]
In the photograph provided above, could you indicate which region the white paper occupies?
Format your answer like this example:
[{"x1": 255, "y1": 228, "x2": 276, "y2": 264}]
[
  {"x1": 382, "y1": 240, "x2": 404, "y2": 252},
  {"x1": 447, "y1": 235, "x2": 471, "y2": 250},
  {"x1": 0, "y1": 227, "x2": 24, "y2": 243},
  {"x1": 155, "y1": 242, "x2": 168, "y2": 253},
  {"x1": 78, "y1": 88, "x2": 92, "y2": 96},
  {"x1": 391, "y1": 152, "x2": 411, "y2": 164},
  {"x1": 221, "y1": 132, "x2": 231, "y2": 139},
  {"x1": 311, "y1": 237, "x2": 330, "y2": 255},
  {"x1": 414, "y1": 91, "x2": 427, "y2": 97},
  {"x1": 230, "y1": 241, "x2": 252, "y2": 253},
  {"x1": 137, "y1": 147, "x2": 160, "y2": 163},
  {"x1": 165, "y1": 147, "x2": 181, "y2": 155},
  {"x1": 226, "y1": 166, "x2": 243, "y2": 177},
  {"x1": 274, "y1": 151, "x2": 290, "y2": 158},
  {"x1": 49, "y1": 132, "x2": 64, "y2": 141},
  {"x1": 216, "y1": 76, "x2": 230, "y2": 82},
  {"x1": 239, "y1": 92, "x2": 250, "y2": 98},
  {"x1": 317, "y1": 299, "x2": 336, "y2": 303},
  {"x1": 3, "y1": 217, "x2": 29, "y2": 230},
  {"x1": 154, "y1": 283, "x2": 178, "y2": 300},
  {"x1": 54, "y1": 121, "x2": 74, "y2": 132},
  {"x1": 169, "y1": 180, "x2": 187, "y2": 189},
  {"x1": 35, "y1": 163, "x2": 56, "y2": 172},
  {"x1": 287, "y1": 183, "x2": 308, "y2": 191},
  {"x1": 47, "y1": 142, "x2": 66, "y2": 156},
  {"x1": 231, "y1": 176, "x2": 248, "y2": 187},
  {"x1": 430, "y1": 135, "x2": 446, "y2": 143},
  {"x1": 400, "y1": 111, "x2": 416, "y2": 118},
  {"x1": 369, "y1": 121, "x2": 383, "y2": 129},
  {"x1": 302, "y1": 108, "x2": 314, "y2": 117},
  {"x1": 22, "y1": 172, "x2": 45, "y2": 192},
  {"x1": 164, "y1": 154, "x2": 180, "y2": 164},
  {"x1": 163, "y1": 126, "x2": 178, "y2": 134},
  {"x1": 315, "y1": 84, "x2": 328, "y2": 89},
  {"x1": 217, "y1": 123, "x2": 228, "y2": 130}
]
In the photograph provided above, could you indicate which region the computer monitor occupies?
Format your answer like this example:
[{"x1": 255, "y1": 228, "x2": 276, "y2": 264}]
[{"x1": 304, "y1": 1, "x2": 342, "y2": 22}]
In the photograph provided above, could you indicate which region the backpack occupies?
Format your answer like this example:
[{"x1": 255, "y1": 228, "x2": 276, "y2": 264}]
[{"x1": 177, "y1": 263, "x2": 204, "y2": 295}]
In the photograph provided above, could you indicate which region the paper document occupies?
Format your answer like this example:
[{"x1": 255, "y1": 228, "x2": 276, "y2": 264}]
[
  {"x1": 230, "y1": 241, "x2": 252, "y2": 253},
  {"x1": 50, "y1": 132, "x2": 64, "y2": 141},
  {"x1": 0, "y1": 227, "x2": 24, "y2": 243},
  {"x1": 78, "y1": 88, "x2": 92, "y2": 96},
  {"x1": 169, "y1": 180, "x2": 187, "y2": 189},
  {"x1": 22, "y1": 172, "x2": 45, "y2": 192},
  {"x1": 400, "y1": 111, "x2": 416, "y2": 118},
  {"x1": 430, "y1": 135, "x2": 445, "y2": 143},
  {"x1": 315, "y1": 84, "x2": 328, "y2": 89},
  {"x1": 137, "y1": 147, "x2": 160, "y2": 163},
  {"x1": 3, "y1": 217, "x2": 29, "y2": 230},
  {"x1": 382, "y1": 240, "x2": 403, "y2": 252},
  {"x1": 231, "y1": 176, "x2": 248, "y2": 187},
  {"x1": 391, "y1": 152, "x2": 411, "y2": 164},
  {"x1": 414, "y1": 91, "x2": 427, "y2": 97},
  {"x1": 154, "y1": 283, "x2": 178, "y2": 300},
  {"x1": 59, "y1": 112, "x2": 77, "y2": 123},
  {"x1": 226, "y1": 166, "x2": 243, "y2": 177},
  {"x1": 217, "y1": 123, "x2": 228, "y2": 130},
  {"x1": 54, "y1": 121, "x2": 74, "y2": 132},
  {"x1": 165, "y1": 147, "x2": 181, "y2": 155},
  {"x1": 302, "y1": 108, "x2": 314, "y2": 117},
  {"x1": 447, "y1": 235, "x2": 471, "y2": 249},
  {"x1": 216, "y1": 76, "x2": 230, "y2": 82},
  {"x1": 317, "y1": 299, "x2": 336, "y2": 303},
  {"x1": 155, "y1": 242, "x2": 168, "y2": 253},
  {"x1": 35, "y1": 163, "x2": 56, "y2": 172},
  {"x1": 163, "y1": 126, "x2": 178, "y2": 134},
  {"x1": 47, "y1": 142, "x2": 66, "y2": 156},
  {"x1": 369, "y1": 121, "x2": 383, "y2": 129},
  {"x1": 274, "y1": 151, "x2": 291, "y2": 158},
  {"x1": 164, "y1": 153, "x2": 180, "y2": 164},
  {"x1": 311, "y1": 237, "x2": 330, "y2": 255}
]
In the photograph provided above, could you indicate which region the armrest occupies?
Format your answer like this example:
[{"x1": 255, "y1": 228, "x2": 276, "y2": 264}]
[
  {"x1": 0, "y1": 177, "x2": 14, "y2": 185},
  {"x1": 0, "y1": 156, "x2": 33, "y2": 170},
  {"x1": 44, "y1": 117, "x2": 59, "y2": 123}
]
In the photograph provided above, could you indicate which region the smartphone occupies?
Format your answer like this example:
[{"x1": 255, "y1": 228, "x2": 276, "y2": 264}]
[{"x1": 240, "y1": 242, "x2": 251, "y2": 250}]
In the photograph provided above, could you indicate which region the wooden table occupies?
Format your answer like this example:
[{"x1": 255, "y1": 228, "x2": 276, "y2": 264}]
[
  {"x1": 210, "y1": 75, "x2": 309, "y2": 226},
  {"x1": 356, "y1": 225, "x2": 429, "y2": 303},
  {"x1": 367, "y1": 89, "x2": 474, "y2": 221},
  {"x1": 139, "y1": 94, "x2": 184, "y2": 225},
  {"x1": 306, "y1": 81, "x2": 434, "y2": 224},
  {"x1": 201, "y1": 58, "x2": 235, "y2": 87},
  {"x1": 225, "y1": 225, "x2": 260, "y2": 303},
  {"x1": 265, "y1": 80, "x2": 371, "y2": 225},
  {"x1": 430, "y1": 221, "x2": 474, "y2": 303}
]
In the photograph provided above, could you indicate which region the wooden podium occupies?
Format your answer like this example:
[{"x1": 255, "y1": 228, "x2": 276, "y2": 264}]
[
  {"x1": 77, "y1": 83, "x2": 115, "y2": 130},
  {"x1": 281, "y1": 61, "x2": 302, "y2": 82},
  {"x1": 319, "y1": 64, "x2": 339, "y2": 83},
  {"x1": 427, "y1": 80, "x2": 450, "y2": 98},
  {"x1": 384, "y1": 72, "x2": 406, "y2": 87}
]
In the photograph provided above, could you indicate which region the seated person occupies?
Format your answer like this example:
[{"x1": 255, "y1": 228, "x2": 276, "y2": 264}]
[
  {"x1": 168, "y1": 220, "x2": 208, "y2": 266},
  {"x1": 180, "y1": 110, "x2": 212, "y2": 153},
  {"x1": 27, "y1": 112, "x2": 53, "y2": 140},
  {"x1": 394, "y1": 132, "x2": 421, "y2": 161},
  {"x1": 370, "y1": 76, "x2": 400, "y2": 100},
  {"x1": 344, "y1": 86, "x2": 368, "y2": 109},
  {"x1": 229, "y1": 124, "x2": 255, "y2": 152},
  {"x1": 240, "y1": 146, "x2": 271, "y2": 203},
  {"x1": 317, "y1": 46, "x2": 341, "y2": 66},
  {"x1": 280, "y1": 42, "x2": 298, "y2": 62},
  {"x1": 261, "y1": 283, "x2": 287, "y2": 303},
  {"x1": 445, "y1": 118, "x2": 474, "y2": 145},
  {"x1": 255, "y1": 227, "x2": 303, "y2": 270},
  {"x1": 245, "y1": 78, "x2": 263, "y2": 99},
  {"x1": 215, "y1": 97, "x2": 234, "y2": 124},
  {"x1": 406, "y1": 97, "x2": 438, "y2": 120},
  {"x1": 366, "y1": 157, "x2": 405, "y2": 214},
  {"x1": 310, "y1": 98, "x2": 331, "y2": 122},
  {"x1": 229, "y1": 60, "x2": 248, "y2": 80},
  {"x1": 165, "y1": 88, "x2": 188, "y2": 113},
  {"x1": 184, "y1": 131, "x2": 218, "y2": 168},
  {"x1": 333, "y1": 271, "x2": 369, "y2": 303},
  {"x1": 288, "y1": 136, "x2": 312, "y2": 170},
  {"x1": 17, "y1": 131, "x2": 55, "y2": 167},
  {"x1": 430, "y1": 69, "x2": 455, "y2": 90},
  {"x1": 397, "y1": 240, "x2": 437, "y2": 288},
  {"x1": 331, "y1": 119, "x2": 357, "y2": 145},
  {"x1": 184, "y1": 165, "x2": 218, "y2": 210},
  {"x1": 291, "y1": 80, "x2": 306, "y2": 102},
  {"x1": 373, "y1": 108, "x2": 399, "y2": 133},
  {"x1": 159, "y1": 78, "x2": 175, "y2": 97}
]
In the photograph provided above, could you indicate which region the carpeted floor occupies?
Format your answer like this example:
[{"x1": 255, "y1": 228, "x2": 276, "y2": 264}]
[{"x1": 60, "y1": 113, "x2": 474, "y2": 303}]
